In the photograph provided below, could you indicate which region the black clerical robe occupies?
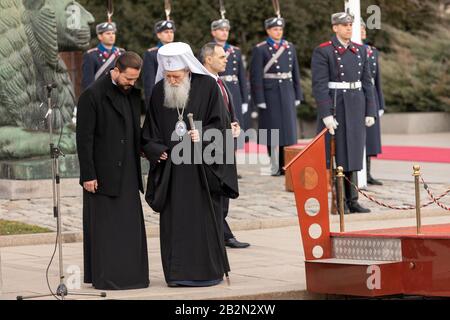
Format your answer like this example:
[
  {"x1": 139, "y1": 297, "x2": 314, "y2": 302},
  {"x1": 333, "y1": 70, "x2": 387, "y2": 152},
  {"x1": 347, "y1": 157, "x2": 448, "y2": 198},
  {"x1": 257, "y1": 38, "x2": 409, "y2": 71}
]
[
  {"x1": 141, "y1": 73, "x2": 239, "y2": 283},
  {"x1": 76, "y1": 73, "x2": 149, "y2": 290}
]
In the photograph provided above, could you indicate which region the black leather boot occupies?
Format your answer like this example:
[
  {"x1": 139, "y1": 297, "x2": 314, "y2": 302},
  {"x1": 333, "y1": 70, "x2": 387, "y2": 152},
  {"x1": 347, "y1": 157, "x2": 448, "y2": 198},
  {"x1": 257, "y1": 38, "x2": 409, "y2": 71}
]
[
  {"x1": 345, "y1": 171, "x2": 371, "y2": 213},
  {"x1": 367, "y1": 157, "x2": 383, "y2": 185}
]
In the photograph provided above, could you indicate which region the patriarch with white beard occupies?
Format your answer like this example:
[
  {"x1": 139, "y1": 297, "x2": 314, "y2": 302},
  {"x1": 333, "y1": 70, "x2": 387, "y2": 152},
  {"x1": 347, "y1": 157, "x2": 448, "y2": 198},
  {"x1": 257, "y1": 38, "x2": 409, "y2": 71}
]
[
  {"x1": 141, "y1": 42, "x2": 239, "y2": 288},
  {"x1": 163, "y1": 69, "x2": 191, "y2": 110}
]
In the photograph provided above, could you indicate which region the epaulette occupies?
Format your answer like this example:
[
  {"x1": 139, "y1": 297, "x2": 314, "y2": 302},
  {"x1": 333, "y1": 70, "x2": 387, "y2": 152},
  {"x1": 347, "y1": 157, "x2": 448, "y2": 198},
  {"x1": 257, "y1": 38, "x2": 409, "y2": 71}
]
[
  {"x1": 231, "y1": 45, "x2": 240, "y2": 50},
  {"x1": 87, "y1": 47, "x2": 98, "y2": 53},
  {"x1": 117, "y1": 47, "x2": 126, "y2": 51},
  {"x1": 352, "y1": 42, "x2": 363, "y2": 47},
  {"x1": 256, "y1": 41, "x2": 266, "y2": 47},
  {"x1": 147, "y1": 47, "x2": 159, "y2": 52},
  {"x1": 319, "y1": 41, "x2": 332, "y2": 48}
]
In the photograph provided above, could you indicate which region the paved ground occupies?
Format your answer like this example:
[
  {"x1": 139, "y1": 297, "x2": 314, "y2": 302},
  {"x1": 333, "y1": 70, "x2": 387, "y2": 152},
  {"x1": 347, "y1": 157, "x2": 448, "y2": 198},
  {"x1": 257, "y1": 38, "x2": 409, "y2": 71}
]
[
  {"x1": 1, "y1": 212, "x2": 450, "y2": 300},
  {"x1": 1, "y1": 133, "x2": 449, "y2": 233},
  {"x1": 0, "y1": 132, "x2": 449, "y2": 300}
]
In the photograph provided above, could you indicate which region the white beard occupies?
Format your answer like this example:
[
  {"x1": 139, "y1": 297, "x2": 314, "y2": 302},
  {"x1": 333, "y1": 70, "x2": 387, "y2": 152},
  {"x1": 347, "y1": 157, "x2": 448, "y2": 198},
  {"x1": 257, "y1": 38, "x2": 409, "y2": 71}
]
[{"x1": 163, "y1": 76, "x2": 191, "y2": 110}]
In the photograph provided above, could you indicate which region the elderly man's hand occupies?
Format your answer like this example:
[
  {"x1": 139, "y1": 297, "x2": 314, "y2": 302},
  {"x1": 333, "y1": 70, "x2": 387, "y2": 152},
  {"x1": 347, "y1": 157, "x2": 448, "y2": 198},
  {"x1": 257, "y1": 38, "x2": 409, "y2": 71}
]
[
  {"x1": 188, "y1": 129, "x2": 200, "y2": 143},
  {"x1": 231, "y1": 122, "x2": 241, "y2": 138},
  {"x1": 83, "y1": 180, "x2": 98, "y2": 193},
  {"x1": 157, "y1": 152, "x2": 168, "y2": 163}
]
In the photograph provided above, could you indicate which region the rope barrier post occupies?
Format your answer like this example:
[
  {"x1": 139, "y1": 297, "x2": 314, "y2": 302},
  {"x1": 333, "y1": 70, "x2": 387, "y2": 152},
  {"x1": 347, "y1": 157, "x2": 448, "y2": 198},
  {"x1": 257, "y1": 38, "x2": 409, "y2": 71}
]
[
  {"x1": 413, "y1": 165, "x2": 422, "y2": 234},
  {"x1": 337, "y1": 166, "x2": 345, "y2": 232}
]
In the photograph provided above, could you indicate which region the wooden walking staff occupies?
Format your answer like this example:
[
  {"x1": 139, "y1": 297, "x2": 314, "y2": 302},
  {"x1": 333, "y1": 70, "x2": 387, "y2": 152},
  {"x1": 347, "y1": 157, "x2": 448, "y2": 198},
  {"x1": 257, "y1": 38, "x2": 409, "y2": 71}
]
[{"x1": 187, "y1": 113, "x2": 231, "y2": 285}]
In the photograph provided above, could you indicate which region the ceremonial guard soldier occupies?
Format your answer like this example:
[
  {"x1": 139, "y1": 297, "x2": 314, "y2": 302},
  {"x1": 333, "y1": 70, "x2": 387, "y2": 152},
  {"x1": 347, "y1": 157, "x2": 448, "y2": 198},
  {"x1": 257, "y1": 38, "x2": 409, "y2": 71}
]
[
  {"x1": 361, "y1": 19, "x2": 385, "y2": 186},
  {"x1": 311, "y1": 12, "x2": 376, "y2": 213},
  {"x1": 250, "y1": 4, "x2": 303, "y2": 176},
  {"x1": 211, "y1": 18, "x2": 249, "y2": 128},
  {"x1": 142, "y1": 20, "x2": 176, "y2": 107},
  {"x1": 81, "y1": 21, "x2": 125, "y2": 90}
]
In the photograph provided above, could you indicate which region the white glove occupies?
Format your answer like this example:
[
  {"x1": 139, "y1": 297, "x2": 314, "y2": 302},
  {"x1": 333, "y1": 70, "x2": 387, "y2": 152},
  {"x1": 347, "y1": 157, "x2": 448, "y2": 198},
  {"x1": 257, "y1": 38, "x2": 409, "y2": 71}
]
[
  {"x1": 242, "y1": 103, "x2": 248, "y2": 114},
  {"x1": 365, "y1": 116, "x2": 375, "y2": 127},
  {"x1": 323, "y1": 115, "x2": 338, "y2": 135},
  {"x1": 257, "y1": 103, "x2": 267, "y2": 109},
  {"x1": 378, "y1": 109, "x2": 384, "y2": 117},
  {"x1": 295, "y1": 100, "x2": 301, "y2": 107}
]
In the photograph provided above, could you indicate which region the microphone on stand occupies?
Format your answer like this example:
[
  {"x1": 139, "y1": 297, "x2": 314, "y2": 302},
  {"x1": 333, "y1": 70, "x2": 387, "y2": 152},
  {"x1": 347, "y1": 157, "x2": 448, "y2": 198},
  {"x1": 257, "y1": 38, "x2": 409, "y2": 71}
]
[
  {"x1": 45, "y1": 83, "x2": 57, "y2": 89},
  {"x1": 45, "y1": 83, "x2": 57, "y2": 98}
]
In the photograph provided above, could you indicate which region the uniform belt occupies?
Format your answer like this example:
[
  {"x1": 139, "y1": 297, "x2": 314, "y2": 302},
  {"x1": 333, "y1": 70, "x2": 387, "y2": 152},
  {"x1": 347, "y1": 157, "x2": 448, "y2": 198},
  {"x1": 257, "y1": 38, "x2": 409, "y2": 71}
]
[
  {"x1": 220, "y1": 75, "x2": 239, "y2": 82},
  {"x1": 328, "y1": 81, "x2": 362, "y2": 89},
  {"x1": 263, "y1": 72, "x2": 292, "y2": 80}
]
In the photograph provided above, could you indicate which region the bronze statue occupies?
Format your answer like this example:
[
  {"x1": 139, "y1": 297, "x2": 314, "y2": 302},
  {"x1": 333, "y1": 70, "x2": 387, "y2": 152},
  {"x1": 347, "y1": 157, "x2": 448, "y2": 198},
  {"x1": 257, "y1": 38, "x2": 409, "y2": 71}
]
[{"x1": 0, "y1": 0, "x2": 94, "y2": 159}]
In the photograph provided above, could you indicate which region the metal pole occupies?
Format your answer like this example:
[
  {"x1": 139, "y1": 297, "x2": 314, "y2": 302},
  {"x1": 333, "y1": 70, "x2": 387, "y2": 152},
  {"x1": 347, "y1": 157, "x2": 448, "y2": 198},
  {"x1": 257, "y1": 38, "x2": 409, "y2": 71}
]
[
  {"x1": 413, "y1": 165, "x2": 422, "y2": 234},
  {"x1": 345, "y1": 0, "x2": 367, "y2": 188},
  {"x1": 337, "y1": 166, "x2": 345, "y2": 232}
]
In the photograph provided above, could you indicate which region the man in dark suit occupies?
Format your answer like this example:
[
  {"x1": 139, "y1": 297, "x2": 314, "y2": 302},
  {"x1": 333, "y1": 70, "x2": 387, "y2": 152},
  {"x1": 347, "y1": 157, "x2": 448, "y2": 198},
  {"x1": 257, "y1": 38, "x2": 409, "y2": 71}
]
[
  {"x1": 76, "y1": 52, "x2": 149, "y2": 290},
  {"x1": 200, "y1": 42, "x2": 250, "y2": 249},
  {"x1": 210, "y1": 18, "x2": 249, "y2": 130}
]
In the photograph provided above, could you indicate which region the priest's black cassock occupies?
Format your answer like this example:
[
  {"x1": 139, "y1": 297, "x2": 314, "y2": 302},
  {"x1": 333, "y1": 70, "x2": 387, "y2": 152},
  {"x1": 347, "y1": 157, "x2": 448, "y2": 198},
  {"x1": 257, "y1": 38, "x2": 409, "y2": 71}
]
[
  {"x1": 76, "y1": 73, "x2": 149, "y2": 290},
  {"x1": 141, "y1": 73, "x2": 239, "y2": 284}
]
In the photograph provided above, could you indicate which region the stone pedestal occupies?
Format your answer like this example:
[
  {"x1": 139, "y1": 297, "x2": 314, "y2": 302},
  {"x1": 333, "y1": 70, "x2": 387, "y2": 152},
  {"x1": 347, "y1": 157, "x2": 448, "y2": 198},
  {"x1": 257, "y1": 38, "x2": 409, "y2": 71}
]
[{"x1": 0, "y1": 155, "x2": 150, "y2": 200}]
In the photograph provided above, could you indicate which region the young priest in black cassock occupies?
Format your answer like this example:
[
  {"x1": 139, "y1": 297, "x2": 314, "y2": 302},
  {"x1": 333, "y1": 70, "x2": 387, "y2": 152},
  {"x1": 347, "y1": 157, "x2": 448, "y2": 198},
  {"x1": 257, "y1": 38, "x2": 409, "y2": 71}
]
[{"x1": 76, "y1": 52, "x2": 149, "y2": 290}]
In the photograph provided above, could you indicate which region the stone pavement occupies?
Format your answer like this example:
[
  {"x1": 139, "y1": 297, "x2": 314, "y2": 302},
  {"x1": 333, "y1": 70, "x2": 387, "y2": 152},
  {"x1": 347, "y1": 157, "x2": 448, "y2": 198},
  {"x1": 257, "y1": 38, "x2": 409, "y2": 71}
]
[
  {"x1": 0, "y1": 132, "x2": 449, "y2": 300},
  {"x1": 1, "y1": 212, "x2": 450, "y2": 300},
  {"x1": 0, "y1": 153, "x2": 448, "y2": 234}
]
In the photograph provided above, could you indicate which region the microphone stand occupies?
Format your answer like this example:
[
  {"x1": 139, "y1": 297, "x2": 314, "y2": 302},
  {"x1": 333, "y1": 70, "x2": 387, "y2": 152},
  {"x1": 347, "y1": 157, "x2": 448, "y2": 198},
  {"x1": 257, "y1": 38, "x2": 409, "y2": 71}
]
[{"x1": 17, "y1": 84, "x2": 106, "y2": 300}]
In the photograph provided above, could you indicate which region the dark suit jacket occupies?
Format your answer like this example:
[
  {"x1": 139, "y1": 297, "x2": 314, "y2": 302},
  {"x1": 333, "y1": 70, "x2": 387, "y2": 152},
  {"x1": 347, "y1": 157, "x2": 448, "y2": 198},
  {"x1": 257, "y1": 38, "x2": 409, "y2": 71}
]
[
  {"x1": 76, "y1": 73, "x2": 143, "y2": 197},
  {"x1": 222, "y1": 81, "x2": 238, "y2": 124}
]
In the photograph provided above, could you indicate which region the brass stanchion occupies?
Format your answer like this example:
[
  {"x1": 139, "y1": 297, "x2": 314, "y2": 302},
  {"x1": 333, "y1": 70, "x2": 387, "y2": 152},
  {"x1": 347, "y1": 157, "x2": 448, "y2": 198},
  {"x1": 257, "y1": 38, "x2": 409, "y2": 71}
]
[
  {"x1": 337, "y1": 166, "x2": 345, "y2": 232},
  {"x1": 413, "y1": 165, "x2": 422, "y2": 234}
]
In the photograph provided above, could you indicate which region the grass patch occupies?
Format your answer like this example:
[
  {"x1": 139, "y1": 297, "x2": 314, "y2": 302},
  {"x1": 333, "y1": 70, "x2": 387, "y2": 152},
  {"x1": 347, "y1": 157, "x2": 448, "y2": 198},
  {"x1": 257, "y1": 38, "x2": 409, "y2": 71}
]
[{"x1": 0, "y1": 219, "x2": 51, "y2": 236}]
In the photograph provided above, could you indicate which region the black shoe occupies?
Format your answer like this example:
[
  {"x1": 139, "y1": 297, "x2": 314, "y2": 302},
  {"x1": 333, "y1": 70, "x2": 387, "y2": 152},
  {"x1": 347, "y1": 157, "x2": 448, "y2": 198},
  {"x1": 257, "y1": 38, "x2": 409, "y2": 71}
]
[
  {"x1": 367, "y1": 176, "x2": 383, "y2": 185},
  {"x1": 225, "y1": 238, "x2": 250, "y2": 248},
  {"x1": 347, "y1": 202, "x2": 371, "y2": 213},
  {"x1": 167, "y1": 282, "x2": 179, "y2": 288}
]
